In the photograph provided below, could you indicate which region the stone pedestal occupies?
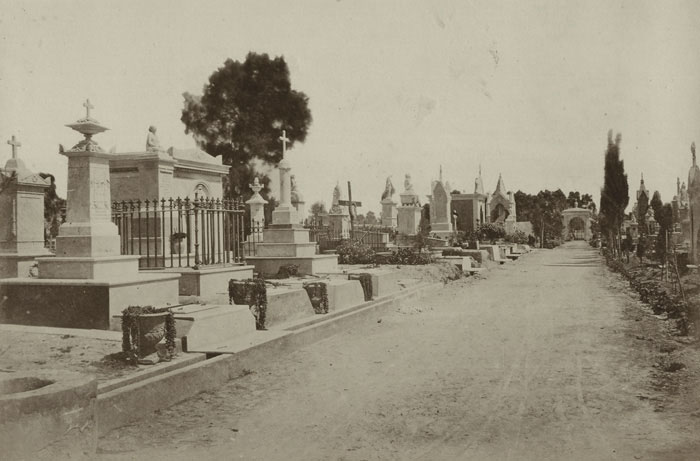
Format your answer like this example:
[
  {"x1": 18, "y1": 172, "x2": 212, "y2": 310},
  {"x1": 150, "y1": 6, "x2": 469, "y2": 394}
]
[
  {"x1": 381, "y1": 198, "x2": 398, "y2": 228},
  {"x1": 328, "y1": 212, "x2": 350, "y2": 238},
  {"x1": 245, "y1": 152, "x2": 338, "y2": 275},
  {"x1": 0, "y1": 106, "x2": 180, "y2": 330},
  {"x1": 397, "y1": 206, "x2": 422, "y2": 236},
  {"x1": 0, "y1": 158, "x2": 52, "y2": 278},
  {"x1": 246, "y1": 179, "x2": 267, "y2": 243}
]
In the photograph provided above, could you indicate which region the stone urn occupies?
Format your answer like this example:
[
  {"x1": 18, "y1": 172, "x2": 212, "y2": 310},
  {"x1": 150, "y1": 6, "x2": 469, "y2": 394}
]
[
  {"x1": 170, "y1": 233, "x2": 187, "y2": 255},
  {"x1": 135, "y1": 312, "x2": 169, "y2": 360},
  {"x1": 303, "y1": 282, "x2": 328, "y2": 314},
  {"x1": 228, "y1": 279, "x2": 250, "y2": 305}
]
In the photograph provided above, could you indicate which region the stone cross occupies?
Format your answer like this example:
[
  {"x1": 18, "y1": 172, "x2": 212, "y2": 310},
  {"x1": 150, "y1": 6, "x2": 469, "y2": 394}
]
[
  {"x1": 83, "y1": 98, "x2": 94, "y2": 119},
  {"x1": 7, "y1": 135, "x2": 21, "y2": 159},
  {"x1": 279, "y1": 129, "x2": 290, "y2": 157}
]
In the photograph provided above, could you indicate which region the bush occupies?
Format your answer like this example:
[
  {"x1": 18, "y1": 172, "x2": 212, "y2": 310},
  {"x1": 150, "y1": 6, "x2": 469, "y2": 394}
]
[
  {"x1": 387, "y1": 248, "x2": 432, "y2": 265},
  {"x1": 477, "y1": 223, "x2": 506, "y2": 243},
  {"x1": 337, "y1": 240, "x2": 376, "y2": 264},
  {"x1": 504, "y1": 230, "x2": 528, "y2": 244}
]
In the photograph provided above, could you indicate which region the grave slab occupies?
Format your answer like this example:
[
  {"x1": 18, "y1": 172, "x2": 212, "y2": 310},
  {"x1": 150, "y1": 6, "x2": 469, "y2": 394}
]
[
  {"x1": 166, "y1": 264, "x2": 254, "y2": 296},
  {"x1": 264, "y1": 287, "x2": 316, "y2": 327},
  {"x1": 171, "y1": 303, "x2": 256, "y2": 352}
]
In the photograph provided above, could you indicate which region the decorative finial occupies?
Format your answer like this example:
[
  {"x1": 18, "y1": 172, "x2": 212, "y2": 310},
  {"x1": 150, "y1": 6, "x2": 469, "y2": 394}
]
[
  {"x1": 250, "y1": 176, "x2": 263, "y2": 194},
  {"x1": 279, "y1": 129, "x2": 290, "y2": 158},
  {"x1": 641, "y1": 172, "x2": 644, "y2": 183},
  {"x1": 83, "y1": 98, "x2": 94, "y2": 120},
  {"x1": 7, "y1": 135, "x2": 21, "y2": 160},
  {"x1": 439, "y1": 165, "x2": 443, "y2": 183},
  {"x1": 693, "y1": 142, "x2": 697, "y2": 166}
]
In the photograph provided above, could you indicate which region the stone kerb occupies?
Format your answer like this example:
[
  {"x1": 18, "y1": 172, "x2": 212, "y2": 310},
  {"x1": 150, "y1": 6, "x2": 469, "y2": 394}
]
[{"x1": 0, "y1": 370, "x2": 98, "y2": 460}]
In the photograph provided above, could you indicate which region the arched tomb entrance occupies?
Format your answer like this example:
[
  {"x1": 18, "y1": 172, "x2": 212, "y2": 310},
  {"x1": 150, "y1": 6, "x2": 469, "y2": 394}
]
[{"x1": 562, "y1": 207, "x2": 593, "y2": 241}]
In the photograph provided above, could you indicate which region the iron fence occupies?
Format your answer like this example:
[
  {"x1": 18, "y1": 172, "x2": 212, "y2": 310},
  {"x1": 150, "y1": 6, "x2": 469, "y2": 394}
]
[{"x1": 111, "y1": 197, "x2": 246, "y2": 269}]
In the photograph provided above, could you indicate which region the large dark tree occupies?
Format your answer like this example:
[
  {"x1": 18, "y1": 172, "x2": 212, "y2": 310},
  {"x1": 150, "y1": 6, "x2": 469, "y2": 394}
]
[
  {"x1": 599, "y1": 130, "x2": 629, "y2": 255},
  {"x1": 181, "y1": 52, "x2": 312, "y2": 198},
  {"x1": 39, "y1": 173, "x2": 66, "y2": 241}
]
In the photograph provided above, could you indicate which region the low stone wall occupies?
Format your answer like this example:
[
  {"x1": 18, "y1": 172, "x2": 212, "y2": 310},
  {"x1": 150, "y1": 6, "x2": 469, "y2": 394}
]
[{"x1": 0, "y1": 370, "x2": 97, "y2": 460}]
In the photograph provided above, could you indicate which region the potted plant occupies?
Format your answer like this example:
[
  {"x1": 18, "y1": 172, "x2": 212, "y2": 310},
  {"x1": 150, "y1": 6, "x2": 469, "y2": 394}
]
[
  {"x1": 170, "y1": 232, "x2": 187, "y2": 255},
  {"x1": 303, "y1": 281, "x2": 329, "y2": 314},
  {"x1": 121, "y1": 306, "x2": 176, "y2": 364}
]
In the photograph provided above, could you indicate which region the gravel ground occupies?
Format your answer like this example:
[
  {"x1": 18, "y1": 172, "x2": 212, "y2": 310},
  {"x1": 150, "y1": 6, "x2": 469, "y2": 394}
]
[{"x1": 95, "y1": 241, "x2": 700, "y2": 460}]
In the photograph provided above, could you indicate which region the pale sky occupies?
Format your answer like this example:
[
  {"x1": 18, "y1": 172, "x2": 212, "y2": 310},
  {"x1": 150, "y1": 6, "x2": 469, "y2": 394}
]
[{"x1": 1, "y1": 0, "x2": 699, "y2": 215}]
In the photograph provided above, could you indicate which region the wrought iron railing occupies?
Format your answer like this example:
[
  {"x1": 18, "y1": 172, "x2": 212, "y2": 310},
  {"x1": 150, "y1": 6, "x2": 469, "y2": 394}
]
[{"x1": 111, "y1": 197, "x2": 246, "y2": 269}]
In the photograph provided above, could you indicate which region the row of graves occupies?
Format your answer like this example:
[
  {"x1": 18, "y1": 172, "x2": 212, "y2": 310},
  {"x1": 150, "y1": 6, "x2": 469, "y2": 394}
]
[
  {"x1": 618, "y1": 143, "x2": 700, "y2": 268},
  {"x1": 620, "y1": 144, "x2": 700, "y2": 265},
  {"x1": 0, "y1": 101, "x2": 535, "y2": 458}
]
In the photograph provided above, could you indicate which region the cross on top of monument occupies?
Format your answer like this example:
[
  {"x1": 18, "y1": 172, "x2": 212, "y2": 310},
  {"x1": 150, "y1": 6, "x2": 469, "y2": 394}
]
[
  {"x1": 7, "y1": 135, "x2": 21, "y2": 159},
  {"x1": 279, "y1": 129, "x2": 290, "y2": 157},
  {"x1": 83, "y1": 98, "x2": 95, "y2": 119}
]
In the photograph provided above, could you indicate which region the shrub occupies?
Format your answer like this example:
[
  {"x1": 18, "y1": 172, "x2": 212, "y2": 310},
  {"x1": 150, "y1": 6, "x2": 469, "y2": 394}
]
[
  {"x1": 337, "y1": 240, "x2": 376, "y2": 264},
  {"x1": 387, "y1": 248, "x2": 432, "y2": 265},
  {"x1": 505, "y1": 230, "x2": 528, "y2": 244},
  {"x1": 477, "y1": 223, "x2": 506, "y2": 243}
]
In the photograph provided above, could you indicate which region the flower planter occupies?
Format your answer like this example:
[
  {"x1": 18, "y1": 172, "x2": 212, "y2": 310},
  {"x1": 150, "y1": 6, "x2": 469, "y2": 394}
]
[
  {"x1": 228, "y1": 279, "x2": 250, "y2": 305},
  {"x1": 303, "y1": 282, "x2": 329, "y2": 314},
  {"x1": 348, "y1": 273, "x2": 373, "y2": 301},
  {"x1": 135, "y1": 312, "x2": 169, "y2": 358}
]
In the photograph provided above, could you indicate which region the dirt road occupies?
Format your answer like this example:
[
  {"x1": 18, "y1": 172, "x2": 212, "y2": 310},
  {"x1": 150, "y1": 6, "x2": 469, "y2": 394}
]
[{"x1": 99, "y1": 242, "x2": 700, "y2": 460}]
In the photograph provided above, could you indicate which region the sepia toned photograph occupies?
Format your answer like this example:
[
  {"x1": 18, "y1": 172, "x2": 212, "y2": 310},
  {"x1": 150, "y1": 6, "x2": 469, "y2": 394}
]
[{"x1": 1, "y1": 1, "x2": 700, "y2": 459}]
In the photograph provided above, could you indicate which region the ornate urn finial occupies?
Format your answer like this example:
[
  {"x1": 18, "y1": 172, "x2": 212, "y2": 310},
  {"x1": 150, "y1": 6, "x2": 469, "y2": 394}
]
[{"x1": 64, "y1": 99, "x2": 109, "y2": 153}]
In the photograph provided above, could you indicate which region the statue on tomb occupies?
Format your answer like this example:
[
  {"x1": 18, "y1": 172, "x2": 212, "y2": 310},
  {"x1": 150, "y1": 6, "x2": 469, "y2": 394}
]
[
  {"x1": 290, "y1": 174, "x2": 303, "y2": 203},
  {"x1": 381, "y1": 176, "x2": 395, "y2": 201},
  {"x1": 681, "y1": 182, "x2": 689, "y2": 207},
  {"x1": 330, "y1": 182, "x2": 343, "y2": 213},
  {"x1": 404, "y1": 174, "x2": 414, "y2": 193},
  {"x1": 146, "y1": 126, "x2": 163, "y2": 152}
]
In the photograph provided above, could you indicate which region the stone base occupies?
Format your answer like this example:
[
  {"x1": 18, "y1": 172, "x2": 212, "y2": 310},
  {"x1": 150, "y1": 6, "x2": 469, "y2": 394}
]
[
  {"x1": 263, "y1": 287, "x2": 315, "y2": 327},
  {"x1": 36, "y1": 255, "x2": 141, "y2": 279},
  {"x1": 326, "y1": 279, "x2": 366, "y2": 311},
  {"x1": 343, "y1": 268, "x2": 403, "y2": 298},
  {"x1": 0, "y1": 370, "x2": 97, "y2": 461},
  {"x1": 254, "y1": 242, "x2": 317, "y2": 257},
  {"x1": 0, "y1": 273, "x2": 180, "y2": 330},
  {"x1": 0, "y1": 249, "x2": 52, "y2": 278},
  {"x1": 246, "y1": 254, "x2": 338, "y2": 276},
  {"x1": 171, "y1": 304, "x2": 256, "y2": 352},
  {"x1": 429, "y1": 230, "x2": 454, "y2": 239},
  {"x1": 165, "y1": 264, "x2": 254, "y2": 296}
]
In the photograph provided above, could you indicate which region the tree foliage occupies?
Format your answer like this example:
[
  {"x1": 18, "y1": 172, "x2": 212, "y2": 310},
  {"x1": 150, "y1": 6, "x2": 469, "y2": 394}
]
[
  {"x1": 181, "y1": 52, "x2": 312, "y2": 198},
  {"x1": 39, "y1": 173, "x2": 66, "y2": 241},
  {"x1": 599, "y1": 130, "x2": 629, "y2": 254},
  {"x1": 515, "y1": 189, "x2": 571, "y2": 244}
]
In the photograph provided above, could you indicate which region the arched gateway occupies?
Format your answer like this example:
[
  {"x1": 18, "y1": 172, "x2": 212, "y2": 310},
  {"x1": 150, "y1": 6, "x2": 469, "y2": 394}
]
[{"x1": 562, "y1": 206, "x2": 593, "y2": 241}]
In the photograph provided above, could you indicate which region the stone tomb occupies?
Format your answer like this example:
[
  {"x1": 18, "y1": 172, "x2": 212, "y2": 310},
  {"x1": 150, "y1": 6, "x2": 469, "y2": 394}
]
[
  {"x1": 246, "y1": 131, "x2": 338, "y2": 275},
  {"x1": 0, "y1": 136, "x2": 52, "y2": 278},
  {"x1": 428, "y1": 167, "x2": 453, "y2": 237},
  {"x1": 0, "y1": 102, "x2": 179, "y2": 329},
  {"x1": 397, "y1": 174, "x2": 422, "y2": 236}
]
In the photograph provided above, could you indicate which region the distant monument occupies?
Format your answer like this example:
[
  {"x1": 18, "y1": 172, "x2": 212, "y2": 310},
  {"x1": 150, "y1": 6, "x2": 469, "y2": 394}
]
[
  {"x1": 397, "y1": 173, "x2": 422, "y2": 235},
  {"x1": 0, "y1": 135, "x2": 52, "y2": 278},
  {"x1": 380, "y1": 176, "x2": 398, "y2": 228},
  {"x1": 428, "y1": 166, "x2": 453, "y2": 237}
]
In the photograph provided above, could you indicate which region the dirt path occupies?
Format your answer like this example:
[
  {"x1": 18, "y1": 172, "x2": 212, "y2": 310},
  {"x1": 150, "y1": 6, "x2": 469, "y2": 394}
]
[{"x1": 98, "y1": 242, "x2": 700, "y2": 460}]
